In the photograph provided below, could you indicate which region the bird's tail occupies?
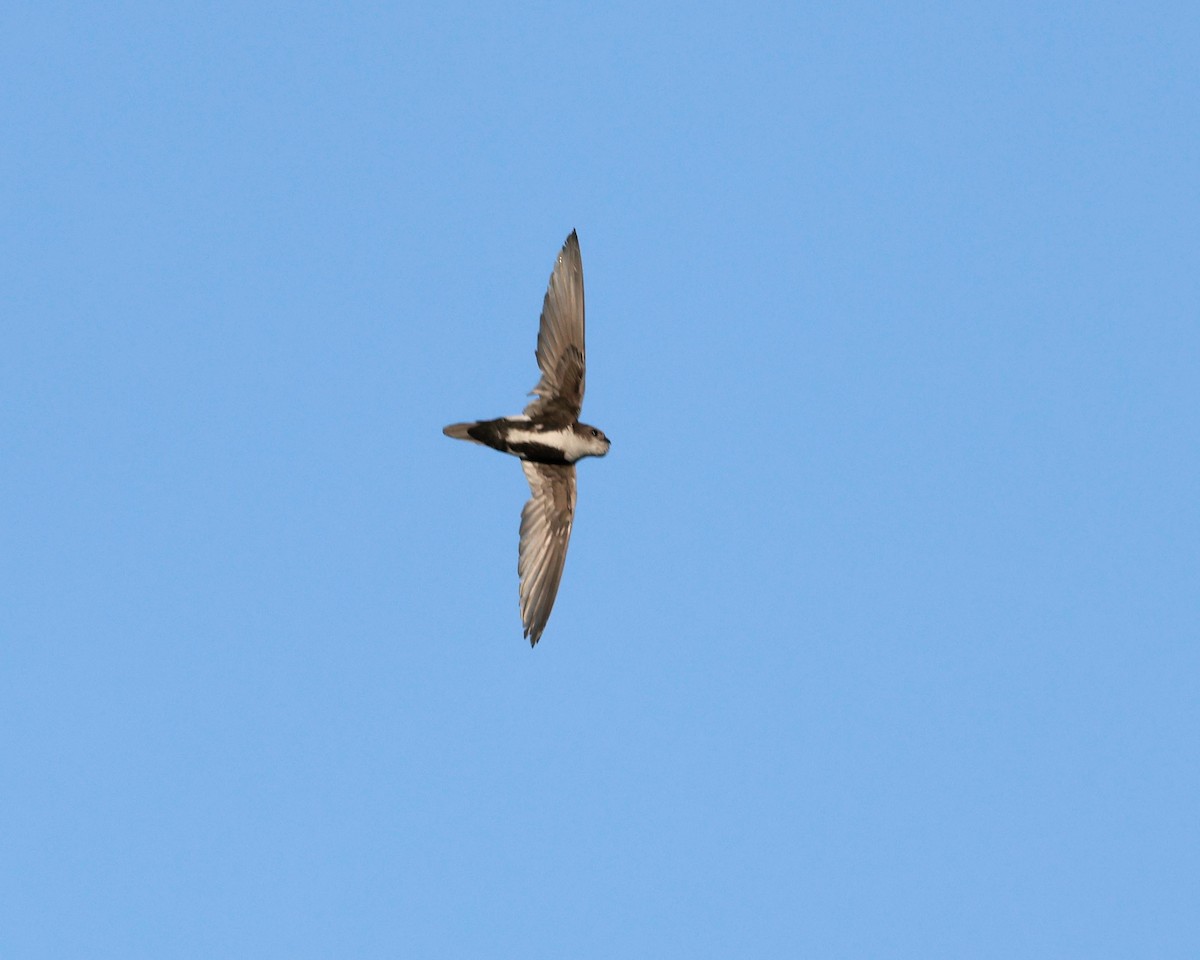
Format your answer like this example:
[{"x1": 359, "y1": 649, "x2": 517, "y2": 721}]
[{"x1": 442, "y1": 421, "x2": 479, "y2": 442}]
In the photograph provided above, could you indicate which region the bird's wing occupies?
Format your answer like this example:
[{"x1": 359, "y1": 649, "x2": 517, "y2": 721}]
[
  {"x1": 518, "y1": 461, "x2": 577, "y2": 646},
  {"x1": 524, "y1": 231, "x2": 585, "y2": 419}
]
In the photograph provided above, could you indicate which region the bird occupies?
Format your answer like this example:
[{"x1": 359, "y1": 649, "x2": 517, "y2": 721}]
[{"x1": 443, "y1": 230, "x2": 610, "y2": 646}]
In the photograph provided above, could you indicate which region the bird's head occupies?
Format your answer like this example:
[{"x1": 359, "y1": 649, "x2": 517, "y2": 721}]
[{"x1": 577, "y1": 423, "x2": 611, "y2": 458}]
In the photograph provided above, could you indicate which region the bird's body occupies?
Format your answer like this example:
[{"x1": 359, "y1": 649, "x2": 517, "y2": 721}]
[
  {"x1": 443, "y1": 231, "x2": 609, "y2": 646},
  {"x1": 443, "y1": 416, "x2": 609, "y2": 466}
]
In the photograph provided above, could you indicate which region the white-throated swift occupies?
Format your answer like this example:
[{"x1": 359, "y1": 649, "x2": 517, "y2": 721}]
[{"x1": 443, "y1": 231, "x2": 610, "y2": 646}]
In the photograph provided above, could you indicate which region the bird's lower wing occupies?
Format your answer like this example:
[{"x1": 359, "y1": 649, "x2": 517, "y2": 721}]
[{"x1": 518, "y1": 462, "x2": 576, "y2": 646}]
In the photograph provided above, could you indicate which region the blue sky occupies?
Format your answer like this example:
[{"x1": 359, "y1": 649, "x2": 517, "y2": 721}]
[{"x1": 3, "y1": 2, "x2": 1198, "y2": 956}]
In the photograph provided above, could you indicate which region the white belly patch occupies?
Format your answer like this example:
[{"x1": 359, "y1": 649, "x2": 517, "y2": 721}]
[{"x1": 506, "y1": 427, "x2": 589, "y2": 462}]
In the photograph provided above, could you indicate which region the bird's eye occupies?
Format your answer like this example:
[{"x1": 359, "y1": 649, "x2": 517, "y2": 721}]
[{"x1": 590, "y1": 429, "x2": 598, "y2": 436}]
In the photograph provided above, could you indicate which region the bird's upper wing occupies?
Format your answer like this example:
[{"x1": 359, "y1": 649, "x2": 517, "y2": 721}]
[
  {"x1": 518, "y1": 461, "x2": 576, "y2": 646},
  {"x1": 524, "y1": 231, "x2": 585, "y2": 419}
]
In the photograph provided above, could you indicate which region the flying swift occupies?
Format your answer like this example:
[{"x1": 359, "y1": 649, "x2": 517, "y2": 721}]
[{"x1": 443, "y1": 231, "x2": 610, "y2": 645}]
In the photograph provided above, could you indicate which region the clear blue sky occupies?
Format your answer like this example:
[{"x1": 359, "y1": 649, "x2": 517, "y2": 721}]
[{"x1": 3, "y1": 2, "x2": 1197, "y2": 957}]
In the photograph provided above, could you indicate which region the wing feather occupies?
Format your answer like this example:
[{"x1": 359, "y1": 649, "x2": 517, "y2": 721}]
[
  {"x1": 518, "y1": 462, "x2": 576, "y2": 646},
  {"x1": 525, "y1": 231, "x2": 585, "y2": 419}
]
